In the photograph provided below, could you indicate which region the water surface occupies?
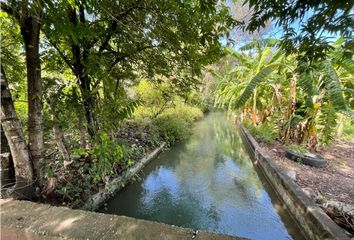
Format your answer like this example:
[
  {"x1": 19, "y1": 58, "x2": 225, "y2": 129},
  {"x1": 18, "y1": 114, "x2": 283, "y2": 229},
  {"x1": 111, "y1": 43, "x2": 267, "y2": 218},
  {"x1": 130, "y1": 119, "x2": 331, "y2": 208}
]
[{"x1": 103, "y1": 112, "x2": 304, "y2": 240}]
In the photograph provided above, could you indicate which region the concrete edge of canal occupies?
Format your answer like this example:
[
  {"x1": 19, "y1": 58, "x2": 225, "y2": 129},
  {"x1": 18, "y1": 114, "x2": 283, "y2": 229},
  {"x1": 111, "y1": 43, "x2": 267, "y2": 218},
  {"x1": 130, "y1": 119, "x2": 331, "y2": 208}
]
[
  {"x1": 82, "y1": 142, "x2": 166, "y2": 211},
  {"x1": 1, "y1": 199, "x2": 248, "y2": 240},
  {"x1": 238, "y1": 124, "x2": 350, "y2": 240}
]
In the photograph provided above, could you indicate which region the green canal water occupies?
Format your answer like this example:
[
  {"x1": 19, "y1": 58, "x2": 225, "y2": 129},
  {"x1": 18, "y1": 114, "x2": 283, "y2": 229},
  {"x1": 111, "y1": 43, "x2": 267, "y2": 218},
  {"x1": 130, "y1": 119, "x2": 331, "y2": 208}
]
[{"x1": 103, "y1": 112, "x2": 305, "y2": 240}]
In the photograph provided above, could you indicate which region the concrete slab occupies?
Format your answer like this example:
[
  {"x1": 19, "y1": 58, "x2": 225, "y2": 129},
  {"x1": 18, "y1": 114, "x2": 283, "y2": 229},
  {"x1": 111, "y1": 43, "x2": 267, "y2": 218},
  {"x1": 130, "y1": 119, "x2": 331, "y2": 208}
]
[{"x1": 1, "y1": 200, "x2": 247, "y2": 240}]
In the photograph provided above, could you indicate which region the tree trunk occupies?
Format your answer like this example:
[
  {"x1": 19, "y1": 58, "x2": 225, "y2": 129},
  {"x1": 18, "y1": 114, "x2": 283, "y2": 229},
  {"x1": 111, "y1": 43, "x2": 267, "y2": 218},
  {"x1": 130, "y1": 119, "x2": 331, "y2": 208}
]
[
  {"x1": 80, "y1": 80, "x2": 97, "y2": 139},
  {"x1": 20, "y1": 13, "x2": 44, "y2": 185},
  {"x1": 68, "y1": 5, "x2": 97, "y2": 139},
  {"x1": 0, "y1": 65, "x2": 35, "y2": 199},
  {"x1": 1, "y1": 124, "x2": 15, "y2": 187},
  {"x1": 1, "y1": 125, "x2": 10, "y2": 153}
]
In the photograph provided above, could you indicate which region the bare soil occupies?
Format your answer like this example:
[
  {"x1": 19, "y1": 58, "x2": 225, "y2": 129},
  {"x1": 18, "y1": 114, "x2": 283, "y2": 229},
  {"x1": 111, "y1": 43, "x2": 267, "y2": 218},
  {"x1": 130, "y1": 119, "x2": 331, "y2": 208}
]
[{"x1": 257, "y1": 139, "x2": 354, "y2": 205}]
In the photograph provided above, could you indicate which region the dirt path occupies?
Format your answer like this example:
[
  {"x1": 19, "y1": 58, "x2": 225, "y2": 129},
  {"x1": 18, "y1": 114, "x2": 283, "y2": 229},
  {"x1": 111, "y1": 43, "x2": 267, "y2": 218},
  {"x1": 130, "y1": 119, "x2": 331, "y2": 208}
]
[{"x1": 258, "y1": 140, "x2": 354, "y2": 205}]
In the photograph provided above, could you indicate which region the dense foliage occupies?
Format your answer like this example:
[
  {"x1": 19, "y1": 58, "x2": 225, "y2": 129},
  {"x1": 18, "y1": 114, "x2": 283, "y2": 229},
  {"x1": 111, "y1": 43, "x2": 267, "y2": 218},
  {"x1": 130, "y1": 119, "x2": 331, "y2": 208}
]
[
  {"x1": 1, "y1": 0, "x2": 353, "y2": 207},
  {"x1": 242, "y1": 0, "x2": 354, "y2": 60},
  {"x1": 0, "y1": 0, "x2": 232, "y2": 202},
  {"x1": 215, "y1": 38, "x2": 354, "y2": 150}
]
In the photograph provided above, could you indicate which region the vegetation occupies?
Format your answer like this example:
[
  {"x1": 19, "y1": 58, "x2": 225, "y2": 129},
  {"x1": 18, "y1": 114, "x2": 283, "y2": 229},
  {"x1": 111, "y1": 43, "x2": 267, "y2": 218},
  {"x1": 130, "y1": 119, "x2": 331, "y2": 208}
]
[
  {"x1": 1, "y1": 0, "x2": 353, "y2": 209},
  {"x1": 215, "y1": 38, "x2": 354, "y2": 150},
  {"x1": 242, "y1": 0, "x2": 353, "y2": 60},
  {"x1": 1, "y1": 0, "x2": 232, "y2": 203}
]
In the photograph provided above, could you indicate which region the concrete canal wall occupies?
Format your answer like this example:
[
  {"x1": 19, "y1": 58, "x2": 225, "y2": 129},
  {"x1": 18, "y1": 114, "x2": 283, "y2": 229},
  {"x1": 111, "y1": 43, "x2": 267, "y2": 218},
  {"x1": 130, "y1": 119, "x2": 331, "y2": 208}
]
[
  {"x1": 239, "y1": 125, "x2": 349, "y2": 240},
  {"x1": 83, "y1": 142, "x2": 166, "y2": 211}
]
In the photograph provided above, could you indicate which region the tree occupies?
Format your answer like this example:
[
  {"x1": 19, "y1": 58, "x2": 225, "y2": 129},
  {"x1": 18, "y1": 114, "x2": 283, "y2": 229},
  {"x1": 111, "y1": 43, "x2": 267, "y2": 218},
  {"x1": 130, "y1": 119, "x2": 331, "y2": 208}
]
[
  {"x1": 42, "y1": 0, "x2": 233, "y2": 139},
  {"x1": 1, "y1": 0, "x2": 45, "y2": 184},
  {"x1": 1, "y1": 65, "x2": 35, "y2": 199},
  {"x1": 242, "y1": 0, "x2": 354, "y2": 60},
  {"x1": 215, "y1": 42, "x2": 284, "y2": 124}
]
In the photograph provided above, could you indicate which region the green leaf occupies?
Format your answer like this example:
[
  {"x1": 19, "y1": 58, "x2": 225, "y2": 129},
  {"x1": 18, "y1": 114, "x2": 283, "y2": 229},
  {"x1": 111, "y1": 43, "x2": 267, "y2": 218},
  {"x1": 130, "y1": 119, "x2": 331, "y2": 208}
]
[{"x1": 235, "y1": 66, "x2": 274, "y2": 108}]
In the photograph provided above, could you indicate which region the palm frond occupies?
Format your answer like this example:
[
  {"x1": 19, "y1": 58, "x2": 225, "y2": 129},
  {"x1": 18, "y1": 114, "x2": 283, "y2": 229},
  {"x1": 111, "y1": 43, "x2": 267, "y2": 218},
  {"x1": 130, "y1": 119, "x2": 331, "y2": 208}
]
[{"x1": 297, "y1": 62, "x2": 315, "y2": 96}]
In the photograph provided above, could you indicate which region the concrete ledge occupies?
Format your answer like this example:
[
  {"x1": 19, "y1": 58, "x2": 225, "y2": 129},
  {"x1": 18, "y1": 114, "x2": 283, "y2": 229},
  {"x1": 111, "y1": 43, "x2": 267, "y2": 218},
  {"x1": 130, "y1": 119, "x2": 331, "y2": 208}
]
[
  {"x1": 1, "y1": 199, "x2": 247, "y2": 240},
  {"x1": 83, "y1": 143, "x2": 166, "y2": 211},
  {"x1": 238, "y1": 125, "x2": 350, "y2": 240}
]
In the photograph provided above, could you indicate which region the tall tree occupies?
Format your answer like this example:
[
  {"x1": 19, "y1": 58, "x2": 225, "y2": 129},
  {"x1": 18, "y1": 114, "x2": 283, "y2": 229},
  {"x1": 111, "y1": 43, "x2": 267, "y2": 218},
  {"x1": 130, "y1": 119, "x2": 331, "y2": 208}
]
[
  {"x1": 2, "y1": 0, "x2": 44, "y2": 183},
  {"x1": 43, "y1": 0, "x2": 233, "y2": 139},
  {"x1": 1, "y1": 65, "x2": 35, "y2": 199}
]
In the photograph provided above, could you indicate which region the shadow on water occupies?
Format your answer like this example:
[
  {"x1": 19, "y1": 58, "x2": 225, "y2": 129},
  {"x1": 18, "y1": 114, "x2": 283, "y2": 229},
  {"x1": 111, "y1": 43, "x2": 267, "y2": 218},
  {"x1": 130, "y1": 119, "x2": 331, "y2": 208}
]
[{"x1": 102, "y1": 112, "x2": 305, "y2": 240}]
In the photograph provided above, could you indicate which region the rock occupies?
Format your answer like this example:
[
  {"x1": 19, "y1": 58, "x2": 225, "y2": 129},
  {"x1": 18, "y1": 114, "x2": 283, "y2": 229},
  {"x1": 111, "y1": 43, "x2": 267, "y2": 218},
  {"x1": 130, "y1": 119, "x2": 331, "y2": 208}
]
[
  {"x1": 272, "y1": 148, "x2": 278, "y2": 152},
  {"x1": 324, "y1": 200, "x2": 354, "y2": 217},
  {"x1": 286, "y1": 170, "x2": 296, "y2": 181}
]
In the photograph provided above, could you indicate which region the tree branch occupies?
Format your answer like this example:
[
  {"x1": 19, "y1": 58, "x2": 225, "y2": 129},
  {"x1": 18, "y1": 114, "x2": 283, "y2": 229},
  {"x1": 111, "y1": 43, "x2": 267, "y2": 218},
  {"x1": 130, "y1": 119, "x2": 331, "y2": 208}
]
[
  {"x1": 108, "y1": 45, "x2": 156, "y2": 70},
  {"x1": 98, "y1": 1, "x2": 146, "y2": 54},
  {"x1": 44, "y1": 35, "x2": 76, "y2": 75}
]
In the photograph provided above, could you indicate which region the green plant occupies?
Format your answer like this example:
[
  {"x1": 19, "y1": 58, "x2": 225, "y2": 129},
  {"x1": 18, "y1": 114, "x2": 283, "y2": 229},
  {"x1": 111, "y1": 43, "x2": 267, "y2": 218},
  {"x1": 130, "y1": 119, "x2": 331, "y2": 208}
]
[
  {"x1": 153, "y1": 115, "x2": 190, "y2": 145},
  {"x1": 287, "y1": 144, "x2": 309, "y2": 156},
  {"x1": 151, "y1": 103, "x2": 203, "y2": 145},
  {"x1": 245, "y1": 122, "x2": 276, "y2": 144},
  {"x1": 90, "y1": 133, "x2": 125, "y2": 183},
  {"x1": 162, "y1": 103, "x2": 203, "y2": 124},
  {"x1": 342, "y1": 119, "x2": 354, "y2": 140}
]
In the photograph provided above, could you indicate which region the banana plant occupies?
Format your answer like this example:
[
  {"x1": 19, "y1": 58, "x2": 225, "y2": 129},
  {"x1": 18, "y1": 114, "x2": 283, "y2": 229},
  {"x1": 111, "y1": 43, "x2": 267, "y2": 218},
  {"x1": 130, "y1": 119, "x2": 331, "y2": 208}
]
[
  {"x1": 281, "y1": 37, "x2": 354, "y2": 148},
  {"x1": 215, "y1": 37, "x2": 353, "y2": 148},
  {"x1": 215, "y1": 40, "x2": 285, "y2": 124}
]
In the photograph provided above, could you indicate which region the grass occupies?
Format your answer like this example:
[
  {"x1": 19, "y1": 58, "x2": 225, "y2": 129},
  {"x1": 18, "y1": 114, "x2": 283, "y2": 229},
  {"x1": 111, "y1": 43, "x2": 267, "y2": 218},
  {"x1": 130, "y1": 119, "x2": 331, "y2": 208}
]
[
  {"x1": 286, "y1": 143, "x2": 310, "y2": 156},
  {"x1": 342, "y1": 119, "x2": 354, "y2": 141}
]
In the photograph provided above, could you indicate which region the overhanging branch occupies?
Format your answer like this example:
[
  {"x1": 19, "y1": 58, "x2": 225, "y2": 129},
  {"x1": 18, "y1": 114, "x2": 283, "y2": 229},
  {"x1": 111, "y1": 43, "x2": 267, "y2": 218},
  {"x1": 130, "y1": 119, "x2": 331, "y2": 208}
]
[{"x1": 43, "y1": 33, "x2": 76, "y2": 75}]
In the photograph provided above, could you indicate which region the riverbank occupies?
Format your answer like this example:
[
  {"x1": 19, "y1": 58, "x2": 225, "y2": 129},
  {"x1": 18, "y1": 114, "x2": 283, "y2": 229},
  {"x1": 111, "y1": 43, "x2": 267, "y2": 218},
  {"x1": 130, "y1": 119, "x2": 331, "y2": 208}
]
[
  {"x1": 245, "y1": 129, "x2": 354, "y2": 236},
  {"x1": 258, "y1": 140, "x2": 354, "y2": 205},
  {"x1": 82, "y1": 142, "x2": 166, "y2": 211},
  {"x1": 239, "y1": 125, "x2": 351, "y2": 239},
  {"x1": 34, "y1": 104, "x2": 204, "y2": 209}
]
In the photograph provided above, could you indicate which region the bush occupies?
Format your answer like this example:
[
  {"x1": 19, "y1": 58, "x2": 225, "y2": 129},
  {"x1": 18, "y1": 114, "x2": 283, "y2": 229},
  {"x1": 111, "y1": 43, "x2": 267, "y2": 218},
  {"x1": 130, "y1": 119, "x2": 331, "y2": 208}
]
[
  {"x1": 152, "y1": 115, "x2": 189, "y2": 145},
  {"x1": 161, "y1": 103, "x2": 203, "y2": 123},
  {"x1": 153, "y1": 103, "x2": 203, "y2": 145},
  {"x1": 90, "y1": 133, "x2": 126, "y2": 183},
  {"x1": 244, "y1": 122, "x2": 276, "y2": 144}
]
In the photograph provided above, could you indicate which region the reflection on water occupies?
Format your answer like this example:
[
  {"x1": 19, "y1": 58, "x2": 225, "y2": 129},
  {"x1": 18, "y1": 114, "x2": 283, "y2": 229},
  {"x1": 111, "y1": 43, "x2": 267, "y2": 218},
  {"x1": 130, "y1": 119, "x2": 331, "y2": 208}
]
[{"x1": 103, "y1": 112, "x2": 304, "y2": 240}]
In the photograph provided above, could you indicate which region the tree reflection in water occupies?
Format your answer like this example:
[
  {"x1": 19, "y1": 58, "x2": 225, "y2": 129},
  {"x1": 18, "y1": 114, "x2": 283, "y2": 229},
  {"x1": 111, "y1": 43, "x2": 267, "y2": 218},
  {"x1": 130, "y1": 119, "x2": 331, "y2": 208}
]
[{"x1": 103, "y1": 112, "x2": 301, "y2": 240}]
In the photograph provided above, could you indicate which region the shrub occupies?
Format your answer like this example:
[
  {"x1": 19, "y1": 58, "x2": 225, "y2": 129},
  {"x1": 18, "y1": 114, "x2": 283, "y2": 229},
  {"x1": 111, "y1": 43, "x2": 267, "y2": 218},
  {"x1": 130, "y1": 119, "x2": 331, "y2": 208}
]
[
  {"x1": 152, "y1": 103, "x2": 203, "y2": 145},
  {"x1": 244, "y1": 122, "x2": 276, "y2": 144},
  {"x1": 152, "y1": 115, "x2": 190, "y2": 145},
  {"x1": 72, "y1": 132, "x2": 127, "y2": 184},
  {"x1": 342, "y1": 119, "x2": 354, "y2": 140},
  {"x1": 161, "y1": 103, "x2": 203, "y2": 123}
]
